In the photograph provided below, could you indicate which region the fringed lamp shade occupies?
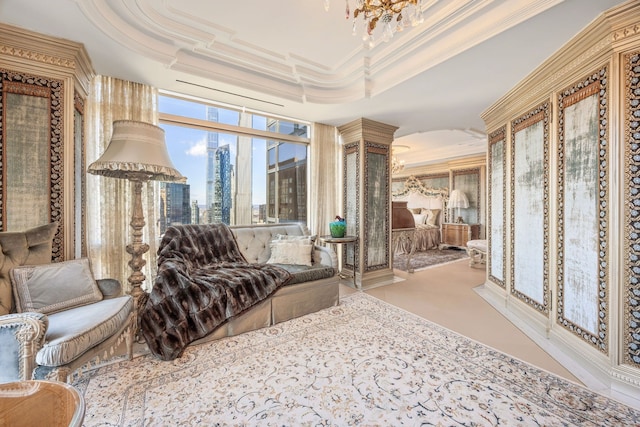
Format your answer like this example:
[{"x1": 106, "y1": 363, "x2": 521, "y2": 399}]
[
  {"x1": 88, "y1": 120, "x2": 183, "y2": 182},
  {"x1": 448, "y1": 189, "x2": 469, "y2": 210}
]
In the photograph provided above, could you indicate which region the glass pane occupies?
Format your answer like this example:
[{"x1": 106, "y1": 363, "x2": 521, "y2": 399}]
[
  {"x1": 278, "y1": 143, "x2": 307, "y2": 166},
  {"x1": 159, "y1": 123, "x2": 237, "y2": 230},
  {"x1": 159, "y1": 96, "x2": 240, "y2": 125},
  {"x1": 268, "y1": 147, "x2": 276, "y2": 168},
  {"x1": 268, "y1": 172, "x2": 276, "y2": 218},
  {"x1": 277, "y1": 157, "x2": 307, "y2": 223},
  {"x1": 252, "y1": 138, "x2": 267, "y2": 224}
]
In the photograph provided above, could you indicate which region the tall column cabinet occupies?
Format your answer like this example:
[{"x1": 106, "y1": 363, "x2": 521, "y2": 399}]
[
  {"x1": 0, "y1": 23, "x2": 95, "y2": 261},
  {"x1": 338, "y1": 118, "x2": 397, "y2": 290}
]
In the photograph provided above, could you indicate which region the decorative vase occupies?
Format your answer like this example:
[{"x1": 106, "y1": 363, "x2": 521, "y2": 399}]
[{"x1": 329, "y1": 220, "x2": 346, "y2": 238}]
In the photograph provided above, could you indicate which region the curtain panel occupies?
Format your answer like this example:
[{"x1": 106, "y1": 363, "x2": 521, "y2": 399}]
[
  {"x1": 85, "y1": 76, "x2": 160, "y2": 292},
  {"x1": 309, "y1": 123, "x2": 341, "y2": 236}
]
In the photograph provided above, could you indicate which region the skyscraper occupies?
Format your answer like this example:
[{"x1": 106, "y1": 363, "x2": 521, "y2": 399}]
[
  {"x1": 159, "y1": 182, "x2": 191, "y2": 234},
  {"x1": 205, "y1": 106, "x2": 234, "y2": 224},
  {"x1": 205, "y1": 106, "x2": 219, "y2": 223}
]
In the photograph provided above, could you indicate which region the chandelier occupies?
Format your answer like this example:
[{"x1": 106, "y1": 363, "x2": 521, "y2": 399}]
[
  {"x1": 392, "y1": 155, "x2": 405, "y2": 174},
  {"x1": 324, "y1": 0, "x2": 424, "y2": 44}
]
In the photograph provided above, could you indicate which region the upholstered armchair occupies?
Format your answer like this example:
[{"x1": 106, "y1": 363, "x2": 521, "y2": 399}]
[{"x1": 0, "y1": 223, "x2": 134, "y2": 383}]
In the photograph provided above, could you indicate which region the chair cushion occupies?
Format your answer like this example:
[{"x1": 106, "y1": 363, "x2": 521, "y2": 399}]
[
  {"x1": 11, "y1": 258, "x2": 103, "y2": 315},
  {"x1": 36, "y1": 296, "x2": 133, "y2": 366}
]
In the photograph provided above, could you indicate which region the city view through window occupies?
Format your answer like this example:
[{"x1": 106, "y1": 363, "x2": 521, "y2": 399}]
[{"x1": 157, "y1": 94, "x2": 310, "y2": 234}]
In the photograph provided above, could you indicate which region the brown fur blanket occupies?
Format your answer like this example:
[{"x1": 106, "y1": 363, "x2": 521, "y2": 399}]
[{"x1": 139, "y1": 223, "x2": 291, "y2": 360}]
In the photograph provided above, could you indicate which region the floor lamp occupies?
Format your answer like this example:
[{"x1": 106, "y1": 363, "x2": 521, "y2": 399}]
[
  {"x1": 88, "y1": 120, "x2": 184, "y2": 301},
  {"x1": 448, "y1": 189, "x2": 469, "y2": 224}
]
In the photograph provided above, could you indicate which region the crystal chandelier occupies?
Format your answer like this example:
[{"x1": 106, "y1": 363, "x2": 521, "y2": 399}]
[
  {"x1": 392, "y1": 155, "x2": 405, "y2": 174},
  {"x1": 324, "y1": 0, "x2": 424, "y2": 44}
]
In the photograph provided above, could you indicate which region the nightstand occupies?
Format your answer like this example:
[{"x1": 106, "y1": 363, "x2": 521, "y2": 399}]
[{"x1": 441, "y1": 223, "x2": 480, "y2": 248}]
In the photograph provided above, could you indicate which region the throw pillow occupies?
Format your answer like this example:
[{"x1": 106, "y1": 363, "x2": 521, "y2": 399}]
[
  {"x1": 267, "y1": 240, "x2": 313, "y2": 266},
  {"x1": 11, "y1": 258, "x2": 103, "y2": 314},
  {"x1": 421, "y1": 209, "x2": 441, "y2": 226},
  {"x1": 275, "y1": 234, "x2": 316, "y2": 263},
  {"x1": 412, "y1": 214, "x2": 426, "y2": 225}
]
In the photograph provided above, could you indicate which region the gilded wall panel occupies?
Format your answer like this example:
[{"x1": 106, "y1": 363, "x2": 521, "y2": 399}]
[
  {"x1": 489, "y1": 127, "x2": 507, "y2": 288},
  {"x1": 557, "y1": 67, "x2": 608, "y2": 353},
  {"x1": 511, "y1": 102, "x2": 550, "y2": 313},
  {"x1": 624, "y1": 51, "x2": 640, "y2": 367}
]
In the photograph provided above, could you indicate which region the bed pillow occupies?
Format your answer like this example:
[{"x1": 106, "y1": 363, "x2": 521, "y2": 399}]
[
  {"x1": 267, "y1": 239, "x2": 313, "y2": 266},
  {"x1": 412, "y1": 214, "x2": 426, "y2": 225},
  {"x1": 10, "y1": 258, "x2": 103, "y2": 314},
  {"x1": 421, "y1": 209, "x2": 441, "y2": 226}
]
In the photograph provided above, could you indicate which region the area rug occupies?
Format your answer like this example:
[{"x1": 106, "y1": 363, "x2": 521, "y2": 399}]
[
  {"x1": 393, "y1": 247, "x2": 469, "y2": 272},
  {"x1": 72, "y1": 293, "x2": 639, "y2": 426}
]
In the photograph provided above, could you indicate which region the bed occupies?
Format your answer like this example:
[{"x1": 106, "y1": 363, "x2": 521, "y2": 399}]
[{"x1": 392, "y1": 176, "x2": 449, "y2": 254}]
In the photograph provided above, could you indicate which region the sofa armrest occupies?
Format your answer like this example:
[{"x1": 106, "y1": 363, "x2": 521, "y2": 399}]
[
  {"x1": 96, "y1": 279, "x2": 123, "y2": 299},
  {"x1": 0, "y1": 312, "x2": 48, "y2": 382},
  {"x1": 313, "y1": 245, "x2": 338, "y2": 271}
]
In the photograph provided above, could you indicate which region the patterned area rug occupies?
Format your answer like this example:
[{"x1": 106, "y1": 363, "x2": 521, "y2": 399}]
[
  {"x1": 394, "y1": 247, "x2": 469, "y2": 272},
  {"x1": 73, "y1": 293, "x2": 639, "y2": 426}
]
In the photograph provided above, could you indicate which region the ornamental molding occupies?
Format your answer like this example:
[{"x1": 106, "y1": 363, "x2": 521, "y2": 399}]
[{"x1": 0, "y1": 46, "x2": 77, "y2": 69}]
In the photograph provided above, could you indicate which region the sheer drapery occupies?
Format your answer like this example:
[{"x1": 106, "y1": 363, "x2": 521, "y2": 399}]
[
  {"x1": 309, "y1": 123, "x2": 341, "y2": 236},
  {"x1": 85, "y1": 76, "x2": 160, "y2": 292}
]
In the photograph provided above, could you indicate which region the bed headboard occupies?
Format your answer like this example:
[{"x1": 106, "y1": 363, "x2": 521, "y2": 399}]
[{"x1": 392, "y1": 176, "x2": 449, "y2": 225}]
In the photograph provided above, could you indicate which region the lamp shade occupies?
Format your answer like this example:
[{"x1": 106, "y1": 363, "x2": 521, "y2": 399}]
[
  {"x1": 88, "y1": 120, "x2": 184, "y2": 182},
  {"x1": 448, "y1": 189, "x2": 469, "y2": 209}
]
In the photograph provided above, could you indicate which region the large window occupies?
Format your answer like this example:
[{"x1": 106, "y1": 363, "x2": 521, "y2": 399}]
[{"x1": 158, "y1": 93, "x2": 309, "y2": 231}]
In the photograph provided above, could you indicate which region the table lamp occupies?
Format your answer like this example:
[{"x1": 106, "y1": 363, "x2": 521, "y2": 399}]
[{"x1": 448, "y1": 189, "x2": 469, "y2": 224}]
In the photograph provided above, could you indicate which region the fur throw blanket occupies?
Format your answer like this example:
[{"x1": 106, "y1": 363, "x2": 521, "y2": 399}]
[{"x1": 139, "y1": 223, "x2": 291, "y2": 360}]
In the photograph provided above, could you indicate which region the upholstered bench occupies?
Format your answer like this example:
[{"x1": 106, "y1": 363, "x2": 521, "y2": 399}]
[{"x1": 466, "y1": 239, "x2": 487, "y2": 267}]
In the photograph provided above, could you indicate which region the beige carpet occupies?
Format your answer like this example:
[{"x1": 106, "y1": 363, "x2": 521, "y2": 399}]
[
  {"x1": 365, "y1": 259, "x2": 580, "y2": 383},
  {"x1": 73, "y1": 292, "x2": 639, "y2": 426}
]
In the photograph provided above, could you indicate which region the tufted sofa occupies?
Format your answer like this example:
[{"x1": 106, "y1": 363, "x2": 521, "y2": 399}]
[
  {"x1": 0, "y1": 223, "x2": 134, "y2": 383},
  {"x1": 192, "y1": 222, "x2": 339, "y2": 345}
]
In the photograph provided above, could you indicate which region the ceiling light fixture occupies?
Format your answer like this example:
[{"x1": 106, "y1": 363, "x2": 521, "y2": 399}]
[
  {"x1": 325, "y1": 0, "x2": 424, "y2": 45},
  {"x1": 392, "y1": 155, "x2": 405, "y2": 174}
]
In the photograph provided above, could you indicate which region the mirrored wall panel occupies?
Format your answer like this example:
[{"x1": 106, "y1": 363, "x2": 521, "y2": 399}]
[
  {"x1": 489, "y1": 127, "x2": 507, "y2": 288},
  {"x1": 511, "y1": 102, "x2": 550, "y2": 313}
]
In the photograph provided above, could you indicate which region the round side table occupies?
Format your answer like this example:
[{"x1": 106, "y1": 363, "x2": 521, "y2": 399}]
[{"x1": 319, "y1": 235, "x2": 358, "y2": 289}]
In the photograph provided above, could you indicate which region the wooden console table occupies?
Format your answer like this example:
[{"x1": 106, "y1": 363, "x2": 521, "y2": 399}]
[{"x1": 441, "y1": 223, "x2": 480, "y2": 248}]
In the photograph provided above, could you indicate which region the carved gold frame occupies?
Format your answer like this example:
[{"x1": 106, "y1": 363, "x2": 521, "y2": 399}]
[
  {"x1": 624, "y1": 50, "x2": 640, "y2": 367},
  {"x1": 556, "y1": 66, "x2": 609, "y2": 353}
]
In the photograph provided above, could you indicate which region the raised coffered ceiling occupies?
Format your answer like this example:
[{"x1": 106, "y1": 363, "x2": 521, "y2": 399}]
[{"x1": 0, "y1": 0, "x2": 627, "y2": 166}]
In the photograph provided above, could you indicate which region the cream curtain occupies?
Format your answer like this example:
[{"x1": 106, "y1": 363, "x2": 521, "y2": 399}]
[
  {"x1": 85, "y1": 76, "x2": 160, "y2": 293},
  {"x1": 309, "y1": 123, "x2": 341, "y2": 236}
]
